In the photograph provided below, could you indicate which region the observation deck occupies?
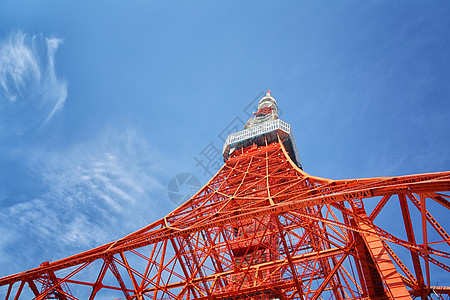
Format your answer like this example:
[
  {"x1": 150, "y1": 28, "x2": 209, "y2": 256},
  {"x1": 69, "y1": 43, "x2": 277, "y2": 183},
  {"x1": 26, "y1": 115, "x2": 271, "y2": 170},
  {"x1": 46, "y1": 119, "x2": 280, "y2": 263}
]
[{"x1": 223, "y1": 118, "x2": 302, "y2": 169}]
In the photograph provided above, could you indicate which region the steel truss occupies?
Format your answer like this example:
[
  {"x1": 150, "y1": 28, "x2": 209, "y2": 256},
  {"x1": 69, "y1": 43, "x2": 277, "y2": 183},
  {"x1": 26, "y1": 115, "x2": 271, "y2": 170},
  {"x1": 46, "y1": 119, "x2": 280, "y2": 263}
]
[{"x1": 1, "y1": 139, "x2": 449, "y2": 299}]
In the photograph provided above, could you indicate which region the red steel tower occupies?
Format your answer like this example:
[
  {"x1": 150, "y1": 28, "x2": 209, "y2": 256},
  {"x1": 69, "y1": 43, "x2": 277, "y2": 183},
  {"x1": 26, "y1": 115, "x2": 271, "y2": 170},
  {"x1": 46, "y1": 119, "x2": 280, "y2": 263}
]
[{"x1": 1, "y1": 91, "x2": 449, "y2": 299}]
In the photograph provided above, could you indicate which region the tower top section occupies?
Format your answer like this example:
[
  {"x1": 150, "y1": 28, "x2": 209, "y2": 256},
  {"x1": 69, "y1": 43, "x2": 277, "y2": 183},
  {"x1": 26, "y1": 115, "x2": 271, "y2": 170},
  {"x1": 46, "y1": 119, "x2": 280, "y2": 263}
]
[
  {"x1": 244, "y1": 90, "x2": 279, "y2": 129},
  {"x1": 223, "y1": 91, "x2": 302, "y2": 168}
]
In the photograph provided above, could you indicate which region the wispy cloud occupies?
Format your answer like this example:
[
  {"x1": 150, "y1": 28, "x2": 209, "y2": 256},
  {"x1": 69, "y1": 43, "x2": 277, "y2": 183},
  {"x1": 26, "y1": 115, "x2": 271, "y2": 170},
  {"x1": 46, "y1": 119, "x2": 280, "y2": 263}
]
[
  {"x1": 0, "y1": 128, "x2": 171, "y2": 276},
  {"x1": 0, "y1": 30, "x2": 67, "y2": 135}
]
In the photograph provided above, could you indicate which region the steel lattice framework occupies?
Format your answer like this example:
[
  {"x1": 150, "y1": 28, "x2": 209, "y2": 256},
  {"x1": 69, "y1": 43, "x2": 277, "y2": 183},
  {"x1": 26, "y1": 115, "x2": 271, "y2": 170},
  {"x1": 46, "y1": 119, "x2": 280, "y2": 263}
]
[
  {"x1": 0, "y1": 138, "x2": 449, "y2": 299},
  {"x1": 1, "y1": 88, "x2": 450, "y2": 299}
]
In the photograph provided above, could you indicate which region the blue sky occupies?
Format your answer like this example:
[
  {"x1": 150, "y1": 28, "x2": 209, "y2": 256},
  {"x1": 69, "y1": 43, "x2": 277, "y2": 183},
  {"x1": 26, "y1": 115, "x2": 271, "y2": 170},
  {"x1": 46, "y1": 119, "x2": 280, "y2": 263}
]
[{"x1": 0, "y1": 0, "x2": 449, "y2": 289}]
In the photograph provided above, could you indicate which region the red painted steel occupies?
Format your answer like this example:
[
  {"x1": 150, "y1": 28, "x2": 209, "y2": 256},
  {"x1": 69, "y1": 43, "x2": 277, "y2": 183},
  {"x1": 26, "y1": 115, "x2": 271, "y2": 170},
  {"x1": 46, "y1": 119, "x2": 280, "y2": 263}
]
[{"x1": 0, "y1": 139, "x2": 449, "y2": 299}]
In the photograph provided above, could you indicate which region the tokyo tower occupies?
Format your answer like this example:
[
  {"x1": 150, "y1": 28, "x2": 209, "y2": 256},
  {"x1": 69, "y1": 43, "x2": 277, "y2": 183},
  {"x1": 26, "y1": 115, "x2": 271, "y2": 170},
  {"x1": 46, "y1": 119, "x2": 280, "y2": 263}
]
[{"x1": 1, "y1": 91, "x2": 449, "y2": 299}]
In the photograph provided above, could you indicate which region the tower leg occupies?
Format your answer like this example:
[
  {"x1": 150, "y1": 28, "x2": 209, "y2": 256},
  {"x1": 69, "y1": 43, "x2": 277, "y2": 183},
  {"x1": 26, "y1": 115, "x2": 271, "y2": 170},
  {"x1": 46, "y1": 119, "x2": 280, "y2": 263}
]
[{"x1": 353, "y1": 209, "x2": 412, "y2": 300}]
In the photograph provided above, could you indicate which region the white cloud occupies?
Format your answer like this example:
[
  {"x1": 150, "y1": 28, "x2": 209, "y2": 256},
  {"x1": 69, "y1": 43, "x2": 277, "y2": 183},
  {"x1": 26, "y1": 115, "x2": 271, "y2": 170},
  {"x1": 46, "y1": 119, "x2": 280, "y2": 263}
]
[
  {"x1": 0, "y1": 128, "x2": 171, "y2": 276},
  {"x1": 0, "y1": 30, "x2": 67, "y2": 135}
]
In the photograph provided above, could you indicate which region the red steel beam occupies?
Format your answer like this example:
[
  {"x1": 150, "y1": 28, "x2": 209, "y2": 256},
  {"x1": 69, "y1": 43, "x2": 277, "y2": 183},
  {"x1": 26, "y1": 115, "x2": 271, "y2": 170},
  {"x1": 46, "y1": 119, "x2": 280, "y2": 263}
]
[{"x1": 0, "y1": 140, "x2": 448, "y2": 299}]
